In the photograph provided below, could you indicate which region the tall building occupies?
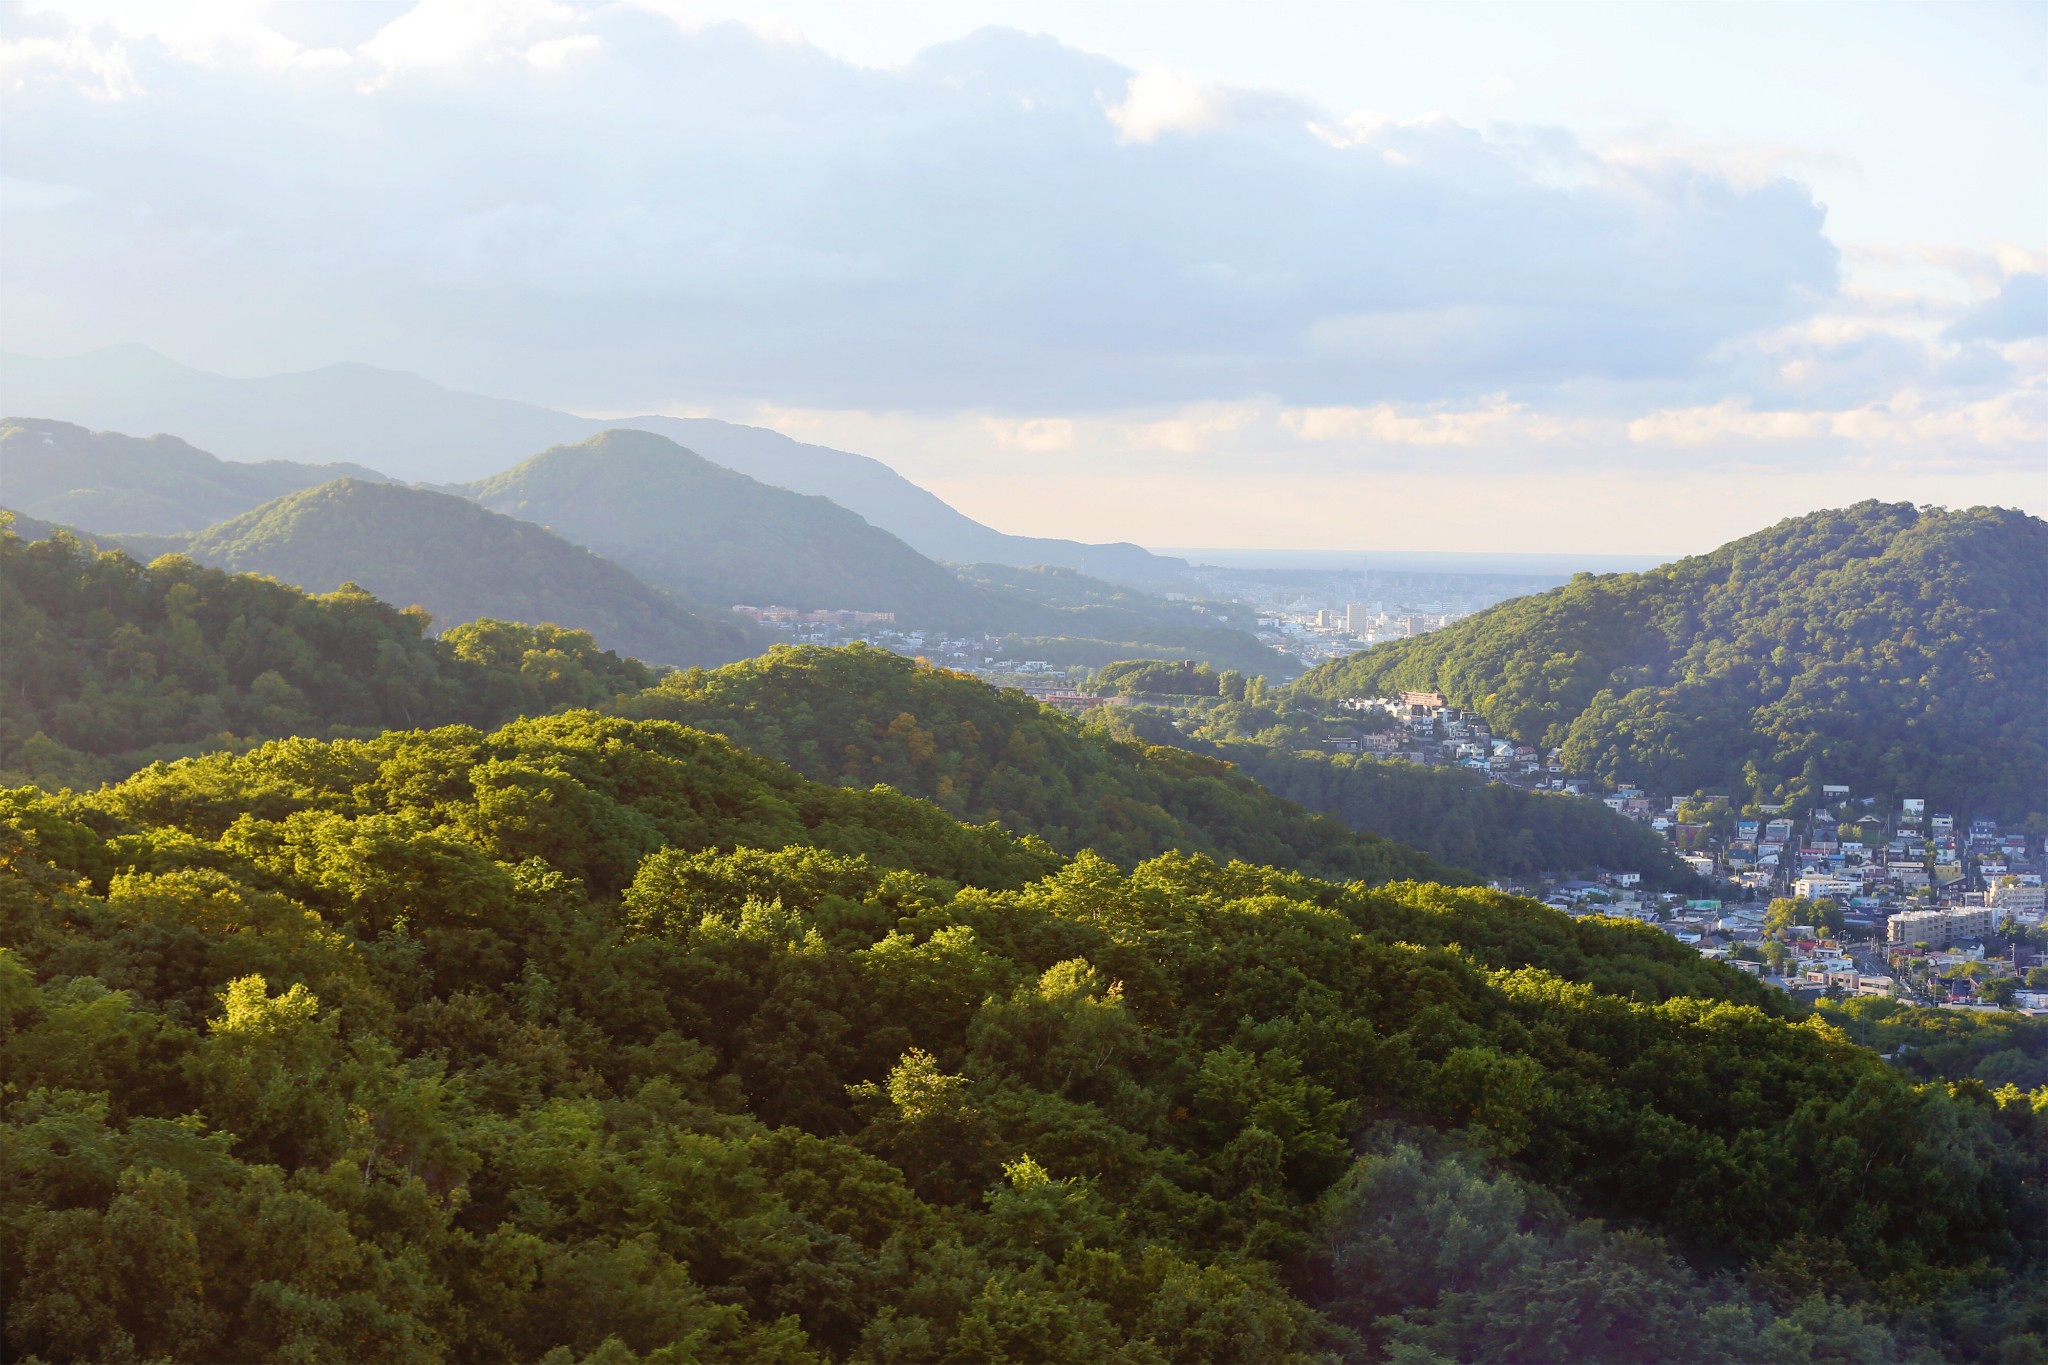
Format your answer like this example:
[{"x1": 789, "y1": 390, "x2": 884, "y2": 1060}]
[{"x1": 1887, "y1": 906, "x2": 1995, "y2": 947}]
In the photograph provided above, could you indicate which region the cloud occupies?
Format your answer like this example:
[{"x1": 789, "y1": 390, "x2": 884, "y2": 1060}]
[
  {"x1": 1281, "y1": 399, "x2": 1533, "y2": 446},
  {"x1": 0, "y1": 9, "x2": 1854, "y2": 420},
  {"x1": 1948, "y1": 272, "x2": 2048, "y2": 342},
  {"x1": 981, "y1": 417, "x2": 1076, "y2": 452},
  {"x1": 1104, "y1": 67, "x2": 1231, "y2": 143}
]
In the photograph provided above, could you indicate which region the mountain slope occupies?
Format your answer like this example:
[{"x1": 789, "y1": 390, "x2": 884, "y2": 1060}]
[
  {"x1": 0, "y1": 519, "x2": 665, "y2": 788},
  {"x1": 181, "y1": 479, "x2": 763, "y2": 668},
  {"x1": 616, "y1": 643, "x2": 1460, "y2": 884},
  {"x1": 0, "y1": 416, "x2": 387, "y2": 534},
  {"x1": 0, "y1": 346, "x2": 1191, "y2": 585},
  {"x1": 465, "y1": 428, "x2": 990, "y2": 624},
  {"x1": 1294, "y1": 501, "x2": 2048, "y2": 817},
  {"x1": 5, "y1": 713, "x2": 2035, "y2": 1359}
]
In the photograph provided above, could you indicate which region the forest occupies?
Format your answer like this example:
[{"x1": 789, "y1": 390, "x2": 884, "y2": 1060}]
[
  {"x1": 5, "y1": 515, "x2": 2048, "y2": 1361},
  {"x1": 5, "y1": 711, "x2": 2045, "y2": 1361},
  {"x1": 0, "y1": 527, "x2": 1449, "y2": 886},
  {"x1": 1293, "y1": 503, "x2": 2048, "y2": 820}
]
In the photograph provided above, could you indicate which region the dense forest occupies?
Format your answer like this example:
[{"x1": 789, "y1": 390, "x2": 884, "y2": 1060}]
[
  {"x1": 0, "y1": 417, "x2": 387, "y2": 534},
  {"x1": 1294, "y1": 503, "x2": 2048, "y2": 819},
  {"x1": 6, "y1": 711, "x2": 2044, "y2": 1360},
  {"x1": 0, "y1": 523, "x2": 657, "y2": 790},
  {"x1": 0, "y1": 530, "x2": 1449, "y2": 885},
  {"x1": 1090, "y1": 681, "x2": 1695, "y2": 887},
  {"x1": 616, "y1": 645, "x2": 1456, "y2": 885},
  {"x1": 182, "y1": 480, "x2": 764, "y2": 669},
  {"x1": 1209, "y1": 745, "x2": 1699, "y2": 890}
]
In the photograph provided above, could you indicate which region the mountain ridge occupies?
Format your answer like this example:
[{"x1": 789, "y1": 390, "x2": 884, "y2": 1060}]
[
  {"x1": 1293, "y1": 500, "x2": 2048, "y2": 819},
  {"x1": 0, "y1": 345, "x2": 1191, "y2": 586}
]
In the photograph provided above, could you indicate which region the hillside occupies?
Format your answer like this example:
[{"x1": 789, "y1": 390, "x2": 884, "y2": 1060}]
[
  {"x1": 0, "y1": 519, "x2": 660, "y2": 788},
  {"x1": 0, "y1": 416, "x2": 387, "y2": 534},
  {"x1": 5, "y1": 713, "x2": 2040, "y2": 1360},
  {"x1": 181, "y1": 479, "x2": 762, "y2": 668},
  {"x1": 618, "y1": 644, "x2": 1455, "y2": 883},
  {"x1": 0, "y1": 529, "x2": 1440, "y2": 883},
  {"x1": 465, "y1": 429, "x2": 989, "y2": 625},
  {"x1": 1294, "y1": 502, "x2": 2048, "y2": 819},
  {"x1": 0, "y1": 346, "x2": 1192, "y2": 586}
]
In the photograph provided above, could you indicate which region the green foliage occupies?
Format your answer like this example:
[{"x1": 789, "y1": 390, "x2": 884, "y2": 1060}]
[
  {"x1": 1295, "y1": 502, "x2": 2048, "y2": 818},
  {"x1": 615, "y1": 644, "x2": 1462, "y2": 884},
  {"x1": 0, "y1": 523, "x2": 654, "y2": 788},
  {"x1": 3, "y1": 705, "x2": 2044, "y2": 1359},
  {"x1": 1090, "y1": 658, "x2": 1221, "y2": 698},
  {"x1": 1320, "y1": 1135, "x2": 1918, "y2": 1362},
  {"x1": 181, "y1": 479, "x2": 764, "y2": 668},
  {"x1": 1207, "y1": 742, "x2": 1701, "y2": 889}
]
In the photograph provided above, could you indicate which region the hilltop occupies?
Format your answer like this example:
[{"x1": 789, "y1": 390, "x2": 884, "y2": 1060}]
[
  {"x1": 0, "y1": 416, "x2": 387, "y2": 534},
  {"x1": 0, "y1": 346, "x2": 1191, "y2": 586},
  {"x1": 181, "y1": 479, "x2": 763, "y2": 668},
  {"x1": 465, "y1": 429, "x2": 990, "y2": 624},
  {"x1": 1294, "y1": 502, "x2": 2048, "y2": 819},
  {"x1": 5, "y1": 707, "x2": 2039, "y2": 1360},
  {"x1": 0, "y1": 517, "x2": 671, "y2": 788},
  {"x1": 618, "y1": 643, "x2": 1455, "y2": 883}
]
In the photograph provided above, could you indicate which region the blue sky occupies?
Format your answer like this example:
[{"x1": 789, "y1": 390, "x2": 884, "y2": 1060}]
[{"x1": 2, "y1": 0, "x2": 2042, "y2": 551}]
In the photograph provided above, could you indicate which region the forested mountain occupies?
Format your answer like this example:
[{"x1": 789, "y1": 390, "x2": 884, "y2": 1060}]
[
  {"x1": 0, "y1": 346, "x2": 1192, "y2": 585},
  {"x1": 5, "y1": 711, "x2": 2042, "y2": 1360},
  {"x1": 0, "y1": 527, "x2": 1439, "y2": 881},
  {"x1": 1294, "y1": 502, "x2": 2048, "y2": 818},
  {"x1": 180, "y1": 480, "x2": 763, "y2": 669},
  {"x1": 0, "y1": 521, "x2": 660, "y2": 789},
  {"x1": 465, "y1": 429, "x2": 990, "y2": 624},
  {"x1": 617, "y1": 644, "x2": 1455, "y2": 883},
  {"x1": 0, "y1": 416, "x2": 387, "y2": 534}
]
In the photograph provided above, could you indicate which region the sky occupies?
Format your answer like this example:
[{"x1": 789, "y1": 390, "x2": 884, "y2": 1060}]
[{"x1": 2, "y1": 0, "x2": 2044, "y2": 553}]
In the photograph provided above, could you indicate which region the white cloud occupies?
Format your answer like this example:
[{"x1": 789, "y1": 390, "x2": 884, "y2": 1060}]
[
  {"x1": 1104, "y1": 67, "x2": 1231, "y2": 143},
  {"x1": 358, "y1": 0, "x2": 587, "y2": 77},
  {"x1": 981, "y1": 417, "x2": 1076, "y2": 452},
  {"x1": 0, "y1": 29, "x2": 141, "y2": 99},
  {"x1": 1122, "y1": 406, "x2": 1252, "y2": 452},
  {"x1": 1281, "y1": 399, "x2": 1534, "y2": 446}
]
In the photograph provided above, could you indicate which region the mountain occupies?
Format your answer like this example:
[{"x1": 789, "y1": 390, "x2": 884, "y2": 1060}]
[
  {"x1": 0, "y1": 345, "x2": 1191, "y2": 585},
  {"x1": 1294, "y1": 501, "x2": 2048, "y2": 819},
  {"x1": 615, "y1": 643, "x2": 1457, "y2": 883},
  {"x1": 464, "y1": 428, "x2": 990, "y2": 624},
  {"x1": 0, "y1": 416, "x2": 387, "y2": 534},
  {"x1": 5, "y1": 709, "x2": 2037, "y2": 1360},
  {"x1": 0, "y1": 518, "x2": 665, "y2": 789},
  {"x1": 0, "y1": 526, "x2": 1372, "y2": 881},
  {"x1": 179, "y1": 479, "x2": 763, "y2": 669}
]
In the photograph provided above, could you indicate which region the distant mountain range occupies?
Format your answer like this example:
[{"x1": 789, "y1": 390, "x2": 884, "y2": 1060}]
[
  {"x1": 0, "y1": 345, "x2": 1189, "y2": 587},
  {"x1": 0, "y1": 416, "x2": 386, "y2": 535},
  {"x1": 466, "y1": 429, "x2": 988, "y2": 624},
  {"x1": 1, "y1": 417, "x2": 1286, "y2": 672},
  {"x1": 184, "y1": 478, "x2": 764, "y2": 668},
  {"x1": 1294, "y1": 501, "x2": 2048, "y2": 819}
]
